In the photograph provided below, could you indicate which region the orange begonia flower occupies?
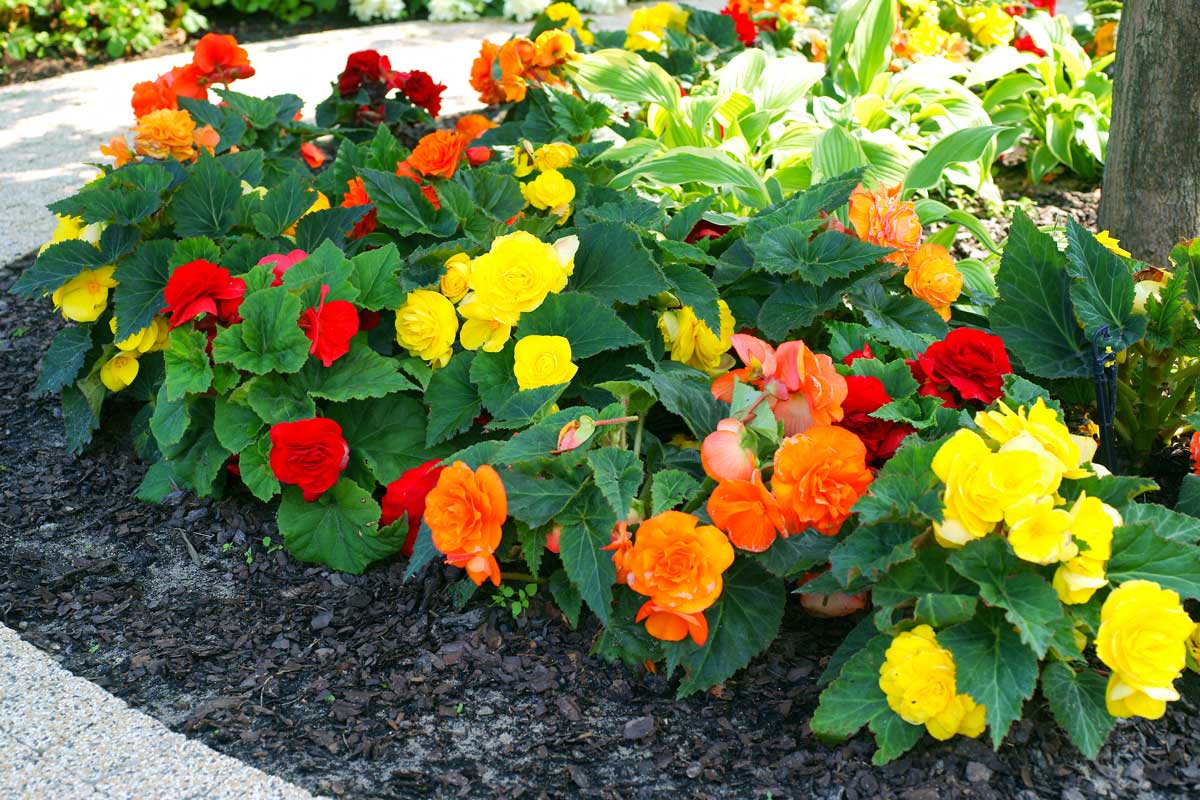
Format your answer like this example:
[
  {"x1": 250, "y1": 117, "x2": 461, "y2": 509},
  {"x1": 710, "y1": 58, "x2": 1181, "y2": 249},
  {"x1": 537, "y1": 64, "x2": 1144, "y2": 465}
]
[
  {"x1": 700, "y1": 418, "x2": 756, "y2": 483},
  {"x1": 772, "y1": 425, "x2": 873, "y2": 536},
  {"x1": 425, "y1": 461, "x2": 508, "y2": 587},
  {"x1": 847, "y1": 183, "x2": 922, "y2": 266},
  {"x1": 603, "y1": 521, "x2": 634, "y2": 585},
  {"x1": 456, "y1": 113, "x2": 497, "y2": 142},
  {"x1": 707, "y1": 472, "x2": 786, "y2": 553},
  {"x1": 193, "y1": 125, "x2": 219, "y2": 157},
  {"x1": 772, "y1": 340, "x2": 847, "y2": 436},
  {"x1": 498, "y1": 38, "x2": 538, "y2": 103},
  {"x1": 904, "y1": 242, "x2": 962, "y2": 321},
  {"x1": 623, "y1": 511, "x2": 735, "y2": 646},
  {"x1": 192, "y1": 33, "x2": 255, "y2": 86},
  {"x1": 407, "y1": 130, "x2": 466, "y2": 179},
  {"x1": 133, "y1": 108, "x2": 197, "y2": 161},
  {"x1": 131, "y1": 79, "x2": 177, "y2": 119},
  {"x1": 101, "y1": 136, "x2": 134, "y2": 168},
  {"x1": 470, "y1": 41, "x2": 506, "y2": 106}
]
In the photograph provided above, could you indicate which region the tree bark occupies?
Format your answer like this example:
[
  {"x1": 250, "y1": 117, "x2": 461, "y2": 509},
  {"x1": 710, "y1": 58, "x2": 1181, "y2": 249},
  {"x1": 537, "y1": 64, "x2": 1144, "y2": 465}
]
[{"x1": 1098, "y1": 0, "x2": 1200, "y2": 265}]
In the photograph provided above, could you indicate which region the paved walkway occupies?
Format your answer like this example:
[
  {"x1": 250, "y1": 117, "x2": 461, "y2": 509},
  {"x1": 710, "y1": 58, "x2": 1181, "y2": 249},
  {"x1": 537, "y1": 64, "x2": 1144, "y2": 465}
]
[
  {"x1": 0, "y1": 624, "x2": 318, "y2": 799},
  {"x1": 0, "y1": 2, "x2": 721, "y2": 266}
]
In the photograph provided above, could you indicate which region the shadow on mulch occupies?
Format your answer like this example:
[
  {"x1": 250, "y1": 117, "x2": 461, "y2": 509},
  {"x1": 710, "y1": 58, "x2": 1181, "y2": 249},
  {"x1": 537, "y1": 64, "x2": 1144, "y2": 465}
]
[
  {"x1": 2, "y1": 241, "x2": 1199, "y2": 800},
  {"x1": 0, "y1": 10, "x2": 370, "y2": 88}
]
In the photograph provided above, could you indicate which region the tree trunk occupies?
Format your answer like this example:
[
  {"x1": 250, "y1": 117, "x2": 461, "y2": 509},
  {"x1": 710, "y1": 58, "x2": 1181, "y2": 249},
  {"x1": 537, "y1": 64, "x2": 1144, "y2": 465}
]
[{"x1": 1098, "y1": 0, "x2": 1200, "y2": 265}]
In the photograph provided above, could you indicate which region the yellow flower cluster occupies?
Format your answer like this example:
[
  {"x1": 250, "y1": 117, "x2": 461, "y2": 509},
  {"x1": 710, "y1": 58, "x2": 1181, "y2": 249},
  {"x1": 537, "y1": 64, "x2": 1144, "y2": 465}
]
[
  {"x1": 898, "y1": 12, "x2": 968, "y2": 61},
  {"x1": 100, "y1": 316, "x2": 172, "y2": 393},
  {"x1": 625, "y1": 2, "x2": 689, "y2": 53},
  {"x1": 658, "y1": 301, "x2": 735, "y2": 375},
  {"x1": 933, "y1": 399, "x2": 1118, "y2": 596},
  {"x1": 879, "y1": 625, "x2": 986, "y2": 741},
  {"x1": 1096, "y1": 580, "x2": 1196, "y2": 720},
  {"x1": 53, "y1": 266, "x2": 118, "y2": 323},
  {"x1": 962, "y1": 5, "x2": 1015, "y2": 47},
  {"x1": 544, "y1": 2, "x2": 594, "y2": 46},
  {"x1": 395, "y1": 232, "x2": 578, "y2": 368},
  {"x1": 514, "y1": 142, "x2": 578, "y2": 222}
]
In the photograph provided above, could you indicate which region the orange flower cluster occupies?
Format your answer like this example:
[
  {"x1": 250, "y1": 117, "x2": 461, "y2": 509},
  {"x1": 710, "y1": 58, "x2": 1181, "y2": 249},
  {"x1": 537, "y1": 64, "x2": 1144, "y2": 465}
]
[
  {"x1": 103, "y1": 108, "x2": 219, "y2": 167},
  {"x1": 129, "y1": 33, "x2": 255, "y2": 120},
  {"x1": 848, "y1": 183, "x2": 963, "y2": 319},
  {"x1": 390, "y1": 116, "x2": 497, "y2": 209},
  {"x1": 425, "y1": 462, "x2": 508, "y2": 587},
  {"x1": 707, "y1": 425, "x2": 872, "y2": 551},
  {"x1": 470, "y1": 31, "x2": 577, "y2": 106},
  {"x1": 623, "y1": 511, "x2": 735, "y2": 646}
]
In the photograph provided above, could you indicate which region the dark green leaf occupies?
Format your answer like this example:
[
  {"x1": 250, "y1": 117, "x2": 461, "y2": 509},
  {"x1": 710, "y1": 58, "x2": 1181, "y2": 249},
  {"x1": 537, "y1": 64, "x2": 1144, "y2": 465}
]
[
  {"x1": 650, "y1": 468, "x2": 700, "y2": 516},
  {"x1": 557, "y1": 484, "x2": 618, "y2": 625},
  {"x1": 1107, "y1": 523, "x2": 1200, "y2": 599},
  {"x1": 211, "y1": 287, "x2": 311, "y2": 375},
  {"x1": 173, "y1": 152, "x2": 242, "y2": 238},
  {"x1": 515, "y1": 292, "x2": 643, "y2": 360},
  {"x1": 162, "y1": 326, "x2": 213, "y2": 400},
  {"x1": 426, "y1": 353, "x2": 480, "y2": 446},
  {"x1": 570, "y1": 221, "x2": 669, "y2": 306},
  {"x1": 33, "y1": 326, "x2": 93, "y2": 397},
  {"x1": 1041, "y1": 662, "x2": 1114, "y2": 760},
  {"x1": 11, "y1": 240, "x2": 109, "y2": 297},
  {"x1": 940, "y1": 607, "x2": 1039, "y2": 748},
  {"x1": 279, "y1": 480, "x2": 405, "y2": 574},
  {"x1": 1065, "y1": 219, "x2": 1145, "y2": 352},
  {"x1": 587, "y1": 447, "x2": 643, "y2": 519}
]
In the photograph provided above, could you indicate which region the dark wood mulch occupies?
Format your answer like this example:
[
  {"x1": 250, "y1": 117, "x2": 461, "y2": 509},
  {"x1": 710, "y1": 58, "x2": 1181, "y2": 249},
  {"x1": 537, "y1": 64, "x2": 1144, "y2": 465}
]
[
  {"x1": 0, "y1": 10, "x2": 369, "y2": 88},
  {"x1": 2, "y1": 216, "x2": 1199, "y2": 799}
]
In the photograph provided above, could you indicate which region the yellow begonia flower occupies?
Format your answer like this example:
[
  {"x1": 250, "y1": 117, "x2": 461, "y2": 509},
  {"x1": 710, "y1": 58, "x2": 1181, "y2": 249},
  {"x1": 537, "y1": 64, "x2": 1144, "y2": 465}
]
[
  {"x1": 440, "y1": 253, "x2": 473, "y2": 303},
  {"x1": 521, "y1": 169, "x2": 576, "y2": 218},
  {"x1": 1096, "y1": 580, "x2": 1196, "y2": 720},
  {"x1": 52, "y1": 266, "x2": 118, "y2": 323},
  {"x1": 284, "y1": 190, "x2": 330, "y2": 237},
  {"x1": 964, "y1": 5, "x2": 1016, "y2": 47},
  {"x1": 625, "y1": 2, "x2": 689, "y2": 52},
  {"x1": 905, "y1": 13, "x2": 966, "y2": 61},
  {"x1": 975, "y1": 399, "x2": 1094, "y2": 480},
  {"x1": 658, "y1": 301, "x2": 734, "y2": 376},
  {"x1": 110, "y1": 316, "x2": 170, "y2": 354},
  {"x1": 878, "y1": 625, "x2": 987, "y2": 741},
  {"x1": 533, "y1": 142, "x2": 577, "y2": 172},
  {"x1": 513, "y1": 147, "x2": 536, "y2": 179},
  {"x1": 100, "y1": 352, "x2": 140, "y2": 392},
  {"x1": 395, "y1": 289, "x2": 458, "y2": 368},
  {"x1": 1095, "y1": 230, "x2": 1131, "y2": 258},
  {"x1": 545, "y1": 2, "x2": 595, "y2": 46},
  {"x1": 1008, "y1": 505, "x2": 1076, "y2": 565},
  {"x1": 457, "y1": 299, "x2": 513, "y2": 353},
  {"x1": 514, "y1": 335, "x2": 578, "y2": 391},
  {"x1": 1050, "y1": 493, "x2": 1120, "y2": 603},
  {"x1": 467, "y1": 231, "x2": 571, "y2": 324},
  {"x1": 40, "y1": 214, "x2": 105, "y2": 255}
]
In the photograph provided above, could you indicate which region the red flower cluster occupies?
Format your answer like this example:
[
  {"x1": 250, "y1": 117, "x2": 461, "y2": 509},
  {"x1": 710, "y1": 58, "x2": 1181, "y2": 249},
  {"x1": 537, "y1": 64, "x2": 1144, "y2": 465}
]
[
  {"x1": 721, "y1": 2, "x2": 757, "y2": 47},
  {"x1": 336, "y1": 51, "x2": 445, "y2": 119},
  {"x1": 839, "y1": 375, "x2": 915, "y2": 466},
  {"x1": 298, "y1": 285, "x2": 359, "y2": 367},
  {"x1": 340, "y1": 177, "x2": 377, "y2": 240},
  {"x1": 908, "y1": 327, "x2": 1012, "y2": 408},
  {"x1": 380, "y1": 459, "x2": 446, "y2": 556},
  {"x1": 259, "y1": 249, "x2": 309, "y2": 287},
  {"x1": 1006, "y1": 0, "x2": 1056, "y2": 56},
  {"x1": 269, "y1": 418, "x2": 349, "y2": 501},
  {"x1": 162, "y1": 260, "x2": 246, "y2": 329}
]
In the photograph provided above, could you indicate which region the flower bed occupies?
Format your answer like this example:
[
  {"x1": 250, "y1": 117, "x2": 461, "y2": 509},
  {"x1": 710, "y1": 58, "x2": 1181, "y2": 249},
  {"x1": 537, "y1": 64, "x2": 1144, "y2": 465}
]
[{"x1": 12, "y1": 0, "x2": 1199, "y2": 769}]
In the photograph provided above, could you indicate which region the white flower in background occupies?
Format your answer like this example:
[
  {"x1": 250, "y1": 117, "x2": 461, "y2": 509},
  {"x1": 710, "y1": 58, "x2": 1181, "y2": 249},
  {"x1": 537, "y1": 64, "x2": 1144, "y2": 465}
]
[
  {"x1": 348, "y1": 0, "x2": 407, "y2": 21},
  {"x1": 575, "y1": 0, "x2": 625, "y2": 14},
  {"x1": 428, "y1": 0, "x2": 484, "y2": 20},
  {"x1": 503, "y1": 0, "x2": 551, "y2": 21}
]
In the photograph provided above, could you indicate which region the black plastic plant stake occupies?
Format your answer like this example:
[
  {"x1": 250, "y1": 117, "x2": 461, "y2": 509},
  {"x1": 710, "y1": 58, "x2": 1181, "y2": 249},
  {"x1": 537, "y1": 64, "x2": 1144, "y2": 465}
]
[{"x1": 1090, "y1": 327, "x2": 1119, "y2": 470}]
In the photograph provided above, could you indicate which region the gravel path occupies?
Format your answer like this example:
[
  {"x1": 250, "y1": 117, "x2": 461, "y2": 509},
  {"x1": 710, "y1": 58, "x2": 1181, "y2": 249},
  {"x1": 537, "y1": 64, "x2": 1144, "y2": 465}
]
[
  {"x1": 0, "y1": 624, "x2": 319, "y2": 799},
  {"x1": 0, "y1": 2, "x2": 722, "y2": 266}
]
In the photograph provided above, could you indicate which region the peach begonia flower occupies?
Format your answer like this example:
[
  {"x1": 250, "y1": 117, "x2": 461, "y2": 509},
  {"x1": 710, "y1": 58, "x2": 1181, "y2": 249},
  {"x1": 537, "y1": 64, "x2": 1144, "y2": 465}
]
[
  {"x1": 713, "y1": 334, "x2": 847, "y2": 437},
  {"x1": 701, "y1": 418, "x2": 757, "y2": 483},
  {"x1": 848, "y1": 183, "x2": 922, "y2": 266}
]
